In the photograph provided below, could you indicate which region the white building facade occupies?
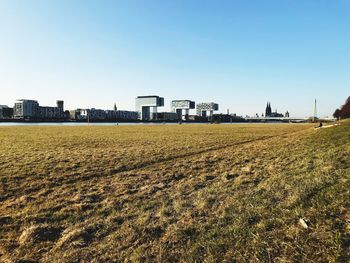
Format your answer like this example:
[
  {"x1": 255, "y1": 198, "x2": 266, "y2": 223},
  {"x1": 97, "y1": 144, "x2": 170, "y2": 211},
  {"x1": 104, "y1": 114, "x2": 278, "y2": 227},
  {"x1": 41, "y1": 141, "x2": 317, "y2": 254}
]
[{"x1": 135, "y1": 96, "x2": 164, "y2": 120}]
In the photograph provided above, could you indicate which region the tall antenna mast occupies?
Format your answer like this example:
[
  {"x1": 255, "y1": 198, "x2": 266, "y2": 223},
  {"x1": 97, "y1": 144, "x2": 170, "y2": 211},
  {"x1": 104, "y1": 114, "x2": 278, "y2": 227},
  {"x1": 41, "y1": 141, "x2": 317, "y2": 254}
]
[{"x1": 313, "y1": 99, "x2": 317, "y2": 122}]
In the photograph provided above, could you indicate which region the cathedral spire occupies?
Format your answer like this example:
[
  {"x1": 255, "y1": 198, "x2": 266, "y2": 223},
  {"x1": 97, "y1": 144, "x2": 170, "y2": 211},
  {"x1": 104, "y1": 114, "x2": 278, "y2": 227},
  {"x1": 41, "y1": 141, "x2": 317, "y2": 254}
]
[
  {"x1": 265, "y1": 102, "x2": 272, "y2": 117},
  {"x1": 265, "y1": 102, "x2": 271, "y2": 117}
]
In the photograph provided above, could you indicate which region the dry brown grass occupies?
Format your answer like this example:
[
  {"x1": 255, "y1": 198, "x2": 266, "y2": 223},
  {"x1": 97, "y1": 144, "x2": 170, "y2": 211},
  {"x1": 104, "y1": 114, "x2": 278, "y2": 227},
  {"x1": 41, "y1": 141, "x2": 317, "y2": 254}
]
[{"x1": 0, "y1": 123, "x2": 349, "y2": 262}]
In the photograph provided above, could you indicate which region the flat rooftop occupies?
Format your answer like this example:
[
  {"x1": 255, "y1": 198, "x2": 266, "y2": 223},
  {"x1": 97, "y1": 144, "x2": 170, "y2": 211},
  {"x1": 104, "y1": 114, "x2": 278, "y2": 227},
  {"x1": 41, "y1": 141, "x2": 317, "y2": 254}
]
[{"x1": 136, "y1": 95, "x2": 162, "y2": 99}]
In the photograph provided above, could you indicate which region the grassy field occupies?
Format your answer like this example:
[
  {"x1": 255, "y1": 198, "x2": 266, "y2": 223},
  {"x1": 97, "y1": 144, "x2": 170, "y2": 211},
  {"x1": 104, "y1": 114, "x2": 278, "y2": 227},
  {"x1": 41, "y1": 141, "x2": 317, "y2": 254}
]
[{"x1": 0, "y1": 122, "x2": 349, "y2": 262}]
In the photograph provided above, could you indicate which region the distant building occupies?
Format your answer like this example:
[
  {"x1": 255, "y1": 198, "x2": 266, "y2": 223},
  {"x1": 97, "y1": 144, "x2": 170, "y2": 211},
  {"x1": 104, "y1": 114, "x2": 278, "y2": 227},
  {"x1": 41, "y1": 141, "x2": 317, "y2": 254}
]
[
  {"x1": 115, "y1": 110, "x2": 138, "y2": 120},
  {"x1": 69, "y1": 108, "x2": 105, "y2": 121},
  {"x1": 14, "y1": 100, "x2": 40, "y2": 119},
  {"x1": 105, "y1": 110, "x2": 115, "y2": 120},
  {"x1": 135, "y1": 95, "x2": 164, "y2": 121},
  {"x1": 187, "y1": 115, "x2": 208, "y2": 122},
  {"x1": 70, "y1": 108, "x2": 139, "y2": 121},
  {"x1": 196, "y1": 102, "x2": 219, "y2": 120},
  {"x1": 265, "y1": 102, "x2": 284, "y2": 118},
  {"x1": 14, "y1": 99, "x2": 64, "y2": 120},
  {"x1": 0, "y1": 105, "x2": 13, "y2": 119},
  {"x1": 285, "y1": 111, "x2": 290, "y2": 118},
  {"x1": 153, "y1": 112, "x2": 178, "y2": 121},
  {"x1": 70, "y1": 109, "x2": 87, "y2": 120},
  {"x1": 270, "y1": 111, "x2": 284, "y2": 118},
  {"x1": 105, "y1": 109, "x2": 139, "y2": 121},
  {"x1": 39, "y1": 100, "x2": 64, "y2": 119},
  {"x1": 171, "y1": 100, "x2": 195, "y2": 120},
  {"x1": 265, "y1": 102, "x2": 272, "y2": 117},
  {"x1": 213, "y1": 114, "x2": 245, "y2": 123},
  {"x1": 89, "y1": 109, "x2": 106, "y2": 120}
]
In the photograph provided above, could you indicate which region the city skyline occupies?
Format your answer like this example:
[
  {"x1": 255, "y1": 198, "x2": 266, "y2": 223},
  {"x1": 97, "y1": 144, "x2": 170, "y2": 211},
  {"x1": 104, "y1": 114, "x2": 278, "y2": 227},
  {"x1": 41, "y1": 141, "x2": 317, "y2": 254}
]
[
  {"x1": 1, "y1": 1, "x2": 350, "y2": 118},
  {"x1": 3, "y1": 97, "x2": 291, "y2": 118},
  {"x1": 2, "y1": 97, "x2": 304, "y2": 122}
]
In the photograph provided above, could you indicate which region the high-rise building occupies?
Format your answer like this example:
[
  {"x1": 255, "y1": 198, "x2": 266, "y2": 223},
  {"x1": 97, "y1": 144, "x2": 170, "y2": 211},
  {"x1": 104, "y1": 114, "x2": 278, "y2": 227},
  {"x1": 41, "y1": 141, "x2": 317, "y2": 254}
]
[
  {"x1": 196, "y1": 102, "x2": 219, "y2": 120},
  {"x1": 135, "y1": 95, "x2": 164, "y2": 120},
  {"x1": 171, "y1": 100, "x2": 195, "y2": 120}
]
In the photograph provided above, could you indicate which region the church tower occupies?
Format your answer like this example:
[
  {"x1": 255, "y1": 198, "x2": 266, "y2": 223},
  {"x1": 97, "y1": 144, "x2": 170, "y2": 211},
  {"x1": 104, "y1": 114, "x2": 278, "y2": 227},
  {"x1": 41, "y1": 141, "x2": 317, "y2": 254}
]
[{"x1": 265, "y1": 102, "x2": 272, "y2": 117}]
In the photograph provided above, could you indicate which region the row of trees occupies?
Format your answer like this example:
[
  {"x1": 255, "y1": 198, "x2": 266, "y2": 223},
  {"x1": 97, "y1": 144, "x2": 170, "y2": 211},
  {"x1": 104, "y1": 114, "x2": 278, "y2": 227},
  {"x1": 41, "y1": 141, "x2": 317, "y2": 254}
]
[{"x1": 333, "y1": 96, "x2": 350, "y2": 119}]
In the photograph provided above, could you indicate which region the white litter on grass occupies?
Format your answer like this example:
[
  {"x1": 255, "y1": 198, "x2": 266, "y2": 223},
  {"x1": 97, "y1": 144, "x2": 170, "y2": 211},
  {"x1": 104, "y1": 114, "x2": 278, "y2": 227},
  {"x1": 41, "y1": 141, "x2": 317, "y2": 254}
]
[{"x1": 299, "y1": 218, "x2": 309, "y2": 229}]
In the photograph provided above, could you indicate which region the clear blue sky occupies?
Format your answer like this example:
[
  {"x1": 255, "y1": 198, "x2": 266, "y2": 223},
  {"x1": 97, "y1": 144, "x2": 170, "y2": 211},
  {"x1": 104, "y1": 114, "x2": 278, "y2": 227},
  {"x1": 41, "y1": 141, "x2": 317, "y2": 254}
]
[{"x1": 0, "y1": 0, "x2": 349, "y2": 117}]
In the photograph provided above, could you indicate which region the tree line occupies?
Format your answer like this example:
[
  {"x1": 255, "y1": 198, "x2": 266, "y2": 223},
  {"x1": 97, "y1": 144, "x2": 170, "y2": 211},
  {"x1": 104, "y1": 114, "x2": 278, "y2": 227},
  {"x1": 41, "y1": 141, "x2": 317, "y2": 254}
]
[{"x1": 334, "y1": 96, "x2": 350, "y2": 119}]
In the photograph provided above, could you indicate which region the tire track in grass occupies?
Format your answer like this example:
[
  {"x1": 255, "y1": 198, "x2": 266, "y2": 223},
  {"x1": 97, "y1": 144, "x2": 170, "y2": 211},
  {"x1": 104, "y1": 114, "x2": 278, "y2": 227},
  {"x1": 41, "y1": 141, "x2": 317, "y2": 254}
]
[
  {"x1": 109, "y1": 127, "x2": 312, "y2": 177},
  {"x1": 36, "y1": 127, "x2": 311, "y2": 192}
]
